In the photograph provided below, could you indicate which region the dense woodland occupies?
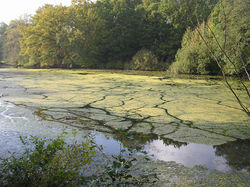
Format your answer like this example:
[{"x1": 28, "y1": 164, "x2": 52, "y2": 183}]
[{"x1": 0, "y1": 0, "x2": 249, "y2": 75}]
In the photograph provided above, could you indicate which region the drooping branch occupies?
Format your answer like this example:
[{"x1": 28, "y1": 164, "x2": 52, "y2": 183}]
[
  {"x1": 193, "y1": 20, "x2": 249, "y2": 116},
  {"x1": 206, "y1": 25, "x2": 250, "y2": 98}
]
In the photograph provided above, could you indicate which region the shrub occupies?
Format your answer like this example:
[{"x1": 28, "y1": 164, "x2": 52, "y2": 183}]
[
  {"x1": 105, "y1": 60, "x2": 125, "y2": 69},
  {"x1": 88, "y1": 151, "x2": 158, "y2": 186},
  {"x1": 0, "y1": 132, "x2": 158, "y2": 186},
  {"x1": 170, "y1": 25, "x2": 220, "y2": 75},
  {"x1": 128, "y1": 49, "x2": 160, "y2": 71},
  {"x1": 0, "y1": 132, "x2": 98, "y2": 186}
]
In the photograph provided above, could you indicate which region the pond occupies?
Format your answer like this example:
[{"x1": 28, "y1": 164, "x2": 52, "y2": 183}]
[{"x1": 0, "y1": 69, "x2": 250, "y2": 183}]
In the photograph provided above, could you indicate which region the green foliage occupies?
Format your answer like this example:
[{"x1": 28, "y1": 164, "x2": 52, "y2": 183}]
[
  {"x1": 94, "y1": 0, "x2": 145, "y2": 66},
  {"x1": 171, "y1": 0, "x2": 250, "y2": 75},
  {"x1": 20, "y1": 5, "x2": 73, "y2": 68},
  {"x1": 171, "y1": 25, "x2": 219, "y2": 75},
  {"x1": 68, "y1": 0, "x2": 109, "y2": 68},
  {"x1": 105, "y1": 60, "x2": 125, "y2": 69},
  {"x1": 89, "y1": 151, "x2": 158, "y2": 186},
  {"x1": 0, "y1": 132, "x2": 158, "y2": 186},
  {"x1": 3, "y1": 0, "x2": 218, "y2": 70},
  {"x1": 128, "y1": 49, "x2": 160, "y2": 71},
  {"x1": 160, "y1": 0, "x2": 218, "y2": 30},
  {"x1": 209, "y1": 0, "x2": 250, "y2": 75},
  {"x1": 0, "y1": 132, "x2": 98, "y2": 186},
  {"x1": 157, "y1": 0, "x2": 218, "y2": 63},
  {"x1": 4, "y1": 17, "x2": 30, "y2": 67},
  {"x1": 0, "y1": 22, "x2": 8, "y2": 62}
]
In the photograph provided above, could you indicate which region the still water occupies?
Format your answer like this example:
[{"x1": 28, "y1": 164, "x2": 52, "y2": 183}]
[{"x1": 94, "y1": 133, "x2": 250, "y2": 173}]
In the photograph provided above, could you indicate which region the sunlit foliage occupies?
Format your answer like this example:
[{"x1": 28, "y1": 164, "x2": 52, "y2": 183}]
[{"x1": 171, "y1": 0, "x2": 250, "y2": 75}]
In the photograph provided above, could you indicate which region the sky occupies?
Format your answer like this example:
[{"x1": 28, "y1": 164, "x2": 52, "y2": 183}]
[{"x1": 0, "y1": 0, "x2": 72, "y2": 24}]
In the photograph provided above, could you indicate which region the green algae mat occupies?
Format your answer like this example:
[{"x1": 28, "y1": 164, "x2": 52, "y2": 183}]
[{"x1": 0, "y1": 68, "x2": 250, "y2": 185}]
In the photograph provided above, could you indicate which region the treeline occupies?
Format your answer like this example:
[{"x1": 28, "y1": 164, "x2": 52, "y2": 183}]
[{"x1": 0, "y1": 0, "x2": 248, "y2": 75}]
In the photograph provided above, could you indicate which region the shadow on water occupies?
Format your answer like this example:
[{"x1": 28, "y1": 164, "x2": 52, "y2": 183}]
[{"x1": 214, "y1": 139, "x2": 250, "y2": 172}]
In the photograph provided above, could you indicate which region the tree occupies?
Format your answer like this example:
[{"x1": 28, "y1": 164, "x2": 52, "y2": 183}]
[
  {"x1": 5, "y1": 16, "x2": 30, "y2": 67},
  {"x1": 171, "y1": 0, "x2": 249, "y2": 75},
  {"x1": 200, "y1": 0, "x2": 250, "y2": 115},
  {"x1": 95, "y1": 0, "x2": 145, "y2": 68},
  {"x1": 0, "y1": 22, "x2": 8, "y2": 63},
  {"x1": 208, "y1": 0, "x2": 250, "y2": 76},
  {"x1": 160, "y1": 0, "x2": 218, "y2": 30},
  {"x1": 20, "y1": 5, "x2": 74, "y2": 68},
  {"x1": 158, "y1": 0, "x2": 219, "y2": 64},
  {"x1": 170, "y1": 24, "x2": 220, "y2": 74},
  {"x1": 68, "y1": 0, "x2": 109, "y2": 68},
  {"x1": 138, "y1": 0, "x2": 176, "y2": 64},
  {"x1": 171, "y1": 0, "x2": 249, "y2": 115}
]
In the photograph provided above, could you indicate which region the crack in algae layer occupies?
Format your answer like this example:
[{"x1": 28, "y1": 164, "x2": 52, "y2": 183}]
[{"x1": 0, "y1": 69, "x2": 249, "y2": 146}]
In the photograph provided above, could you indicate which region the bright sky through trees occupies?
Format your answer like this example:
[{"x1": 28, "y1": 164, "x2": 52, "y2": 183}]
[{"x1": 0, "y1": 0, "x2": 71, "y2": 24}]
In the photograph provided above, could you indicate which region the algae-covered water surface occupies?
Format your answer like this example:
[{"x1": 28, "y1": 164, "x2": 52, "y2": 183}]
[{"x1": 0, "y1": 69, "x2": 250, "y2": 185}]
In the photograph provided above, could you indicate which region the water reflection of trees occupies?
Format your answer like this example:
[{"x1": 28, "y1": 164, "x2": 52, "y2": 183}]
[
  {"x1": 161, "y1": 138, "x2": 187, "y2": 148},
  {"x1": 214, "y1": 139, "x2": 250, "y2": 172},
  {"x1": 115, "y1": 131, "x2": 250, "y2": 172},
  {"x1": 113, "y1": 132, "x2": 187, "y2": 151},
  {"x1": 113, "y1": 132, "x2": 158, "y2": 151}
]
